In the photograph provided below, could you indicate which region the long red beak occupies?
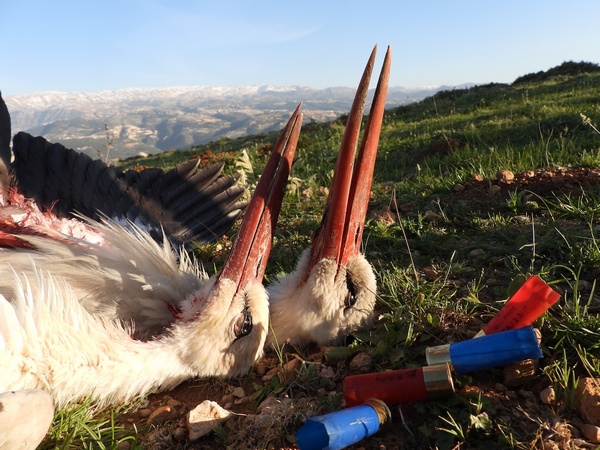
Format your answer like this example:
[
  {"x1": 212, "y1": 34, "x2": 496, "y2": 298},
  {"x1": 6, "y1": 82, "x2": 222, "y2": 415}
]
[
  {"x1": 218, "y1": 104, "x2": 302, "y2": 292},
  {"x1": 307, "y1": 45, "x2": 391, "y2": 274}
]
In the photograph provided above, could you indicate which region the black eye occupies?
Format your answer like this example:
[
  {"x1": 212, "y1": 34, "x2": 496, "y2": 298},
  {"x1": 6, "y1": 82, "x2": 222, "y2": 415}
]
[
  {"x1": 234, "y1": 308, "x2": 253, "y2": 339},
  {"x1": 344, "y1": 274, "x2": 357, "y2": 310}
]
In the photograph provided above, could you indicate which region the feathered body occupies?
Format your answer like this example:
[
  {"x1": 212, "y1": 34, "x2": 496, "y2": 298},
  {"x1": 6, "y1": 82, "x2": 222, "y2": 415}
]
[{"x1": 0, "y1": 194, "x2": 268, "y2": 406}]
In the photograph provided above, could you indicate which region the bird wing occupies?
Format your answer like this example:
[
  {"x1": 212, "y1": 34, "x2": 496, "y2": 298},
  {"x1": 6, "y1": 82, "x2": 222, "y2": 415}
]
[{"x1": 9, "y1": 131, "x2": 247, "y2": 246}]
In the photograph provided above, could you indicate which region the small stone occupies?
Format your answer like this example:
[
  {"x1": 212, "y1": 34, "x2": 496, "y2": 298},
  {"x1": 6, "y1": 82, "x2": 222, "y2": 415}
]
[
  {"x1": 116, "y1": 441, "x2": 131, "y2": 450},
  {"x1": 147, "y1": 405, "x2": 175, "y2": 425},
  {"x1": 220, "y1": 393, "x2": 234, "y2": 405},
  {"x1": 468, "y1": 248, "x2": 486, "y2": 260},
  {"x1": 172, "y1": 427, "x2": 187, "y2": 441},
  {"x1": 471, "y1": 173, "x2": 484, "y2": 182},
  {"x1": 453, "y1": 183, "x2": 465, "y2": 192},
  {"x1": 245, "y1": 412, "x2": 272, "y2": 427},
  {"x1": 497, "y1": 169, "x2": 514, "y2": 182},
  {"x1": 138, "y1": 408, "x2": 152, "y2": 418},
  {"x1": 255, "y1": 360, "x2": 268, "y2": 376},
  {"x1": 187, "y1": 400, "x2": 232, "y2": 441},
  {"x1": 349, "y1": 352, "x2": 373, "y2": 372},
  {"x1": 580, "y1": 424, "x2": 600, "y2": 444},
  {"x1": 369, "y1": 207, "x2": 395, "y2": 226},
  {"x1": 231, "y1": 386, "x2": 245, "y2": 398},
  {"x1": 320, "y1": 365, "x2": 336, "y2": 379},
  {"x1": 283, "y1": 358, "x2": 303, "y2": 375},
  {"x1": 503, "y1": 359, "x2": 538, "y2": 386},
  {"x1": 233, "y1": 396, "x2": 248, "y2": 405},
  {"x1": 257, "y1": 396, "x2": 292, "y2": 415},
  {"x1": 540, "y1": 386, "x2": 555, "y2": 404},
  {"x1": 575, "y1": 377, "x2": 600, "y2": 426},
  {"x1": 423, "y1": 266, "x2": 439, "y2": 281}
]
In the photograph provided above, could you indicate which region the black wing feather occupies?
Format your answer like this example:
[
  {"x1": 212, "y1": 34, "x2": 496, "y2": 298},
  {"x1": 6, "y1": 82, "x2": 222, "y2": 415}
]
[{"x1": 9, "y1": 132, "x2": 247, "y2": 246}]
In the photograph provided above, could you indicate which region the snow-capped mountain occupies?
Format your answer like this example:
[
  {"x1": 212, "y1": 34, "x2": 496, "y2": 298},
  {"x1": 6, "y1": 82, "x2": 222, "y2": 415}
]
[{"x1": 4, "y1": 84, "x2": 469, "y2": 159}]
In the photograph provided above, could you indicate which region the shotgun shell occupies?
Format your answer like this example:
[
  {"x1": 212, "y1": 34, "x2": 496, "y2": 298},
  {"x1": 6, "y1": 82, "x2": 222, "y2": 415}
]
[
  {"x1": 425, "y1": 325, "x2": 543, "y2": 374},
  {"x1": 478, "y1": 275, "x2": 559, "y2": 336},
  {"x1": 343, "y1": 363, "x2": 454, "y2": 407},
  {"x1": 295, "y1": 398, "x2": 390, "y2": 450}
]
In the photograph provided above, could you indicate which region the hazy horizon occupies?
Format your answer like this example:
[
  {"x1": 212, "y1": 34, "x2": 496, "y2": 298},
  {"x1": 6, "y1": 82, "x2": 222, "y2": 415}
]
[{"x1": 2, "y1": 0, "x2": 600, "y2": 96}]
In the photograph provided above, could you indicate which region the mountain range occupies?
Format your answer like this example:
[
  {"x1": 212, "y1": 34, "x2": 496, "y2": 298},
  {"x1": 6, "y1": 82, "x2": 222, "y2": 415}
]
[{"x1": 4, "y1": 83, "x2": 472, "y2": 159}]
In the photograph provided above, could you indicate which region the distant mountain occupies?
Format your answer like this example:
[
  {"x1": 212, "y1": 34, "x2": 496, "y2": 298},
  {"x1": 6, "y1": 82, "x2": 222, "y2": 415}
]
[{"x1": 4, "y1": 83, "x2": 472, "y2": 159}]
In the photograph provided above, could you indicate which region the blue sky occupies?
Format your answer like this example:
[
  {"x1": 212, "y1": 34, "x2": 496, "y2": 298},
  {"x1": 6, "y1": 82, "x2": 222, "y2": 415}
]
[{"x1": 2, "y1": 0, "x2": 600, "y2": 95}]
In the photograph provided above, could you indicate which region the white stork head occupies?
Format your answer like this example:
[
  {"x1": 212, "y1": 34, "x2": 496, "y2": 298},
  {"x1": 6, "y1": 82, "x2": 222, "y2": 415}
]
[
  {"x1": 267, "y1": 46, "x2": 391, "y2": 347},
  {"x1": 182, "y1": 104, "x2": 303, "y2": 376}
]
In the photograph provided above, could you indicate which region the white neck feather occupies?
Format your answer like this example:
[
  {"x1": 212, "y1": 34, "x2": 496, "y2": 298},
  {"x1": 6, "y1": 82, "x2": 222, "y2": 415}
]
[{"x1": 1, "y1": 267, "x2": 196, "y2": 406}]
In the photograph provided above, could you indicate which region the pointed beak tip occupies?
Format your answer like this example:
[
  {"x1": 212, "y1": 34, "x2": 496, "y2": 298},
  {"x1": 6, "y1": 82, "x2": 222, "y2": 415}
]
[
  {"x1": 218, "y1": 107, "x2": 302, "y2": 291},
  {"x1": 309, "y1": 46, "x2": 391, "y2": 269}
]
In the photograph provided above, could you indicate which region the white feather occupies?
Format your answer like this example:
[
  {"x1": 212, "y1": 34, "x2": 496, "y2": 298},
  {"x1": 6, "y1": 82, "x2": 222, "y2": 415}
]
[{"x1": 0, "y1": 215, "x2": 269, "y2": 407}]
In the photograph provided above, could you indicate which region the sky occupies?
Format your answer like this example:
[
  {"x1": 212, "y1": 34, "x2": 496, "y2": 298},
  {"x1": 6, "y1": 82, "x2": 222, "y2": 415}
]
[{"x1": 2, "y1": 0, "x2": 600, "y2": 96}]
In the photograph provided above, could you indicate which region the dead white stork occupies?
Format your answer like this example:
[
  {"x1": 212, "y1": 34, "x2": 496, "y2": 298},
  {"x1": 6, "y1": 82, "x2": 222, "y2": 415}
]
[
  {"x1": 1, "y1": 46, "x2": 391, "y2": 351},
  {"x1": 266, "y1": 45, "x2": 391, "y2": 347},
  {"x1": 0, "y1": 105, "x2": 302, "y2": 408}
]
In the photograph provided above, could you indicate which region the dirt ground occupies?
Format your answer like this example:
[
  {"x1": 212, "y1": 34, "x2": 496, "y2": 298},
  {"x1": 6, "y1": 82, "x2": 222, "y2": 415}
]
[{"x1": 117, "y1": 166, "x2": 600, "y2": 450}]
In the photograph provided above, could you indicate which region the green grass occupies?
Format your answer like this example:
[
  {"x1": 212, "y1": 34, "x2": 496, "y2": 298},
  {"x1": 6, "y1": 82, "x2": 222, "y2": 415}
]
[
  {"x1": 39, "y1": 400, "x2": 144, "y2": 449},
  {"x1": 42, "y1": 61, "x2": 600, "y2": 449}
]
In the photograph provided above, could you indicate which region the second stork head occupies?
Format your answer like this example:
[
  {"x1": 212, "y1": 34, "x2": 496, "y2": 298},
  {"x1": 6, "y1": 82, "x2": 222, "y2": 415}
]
[{"x1": 267, "y1": 46, "x2": 391, "y2": 347}]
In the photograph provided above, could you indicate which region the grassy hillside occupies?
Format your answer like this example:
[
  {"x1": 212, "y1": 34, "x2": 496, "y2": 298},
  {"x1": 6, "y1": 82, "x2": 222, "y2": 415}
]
[{"x1": 49, "y1": 63, "x2": 600, "y2": 449}]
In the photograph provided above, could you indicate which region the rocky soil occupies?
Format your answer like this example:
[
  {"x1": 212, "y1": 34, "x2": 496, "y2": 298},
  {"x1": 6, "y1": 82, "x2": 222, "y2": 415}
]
[{"x1": 112, "y1": 166, "x2": 600, "y2": 450}]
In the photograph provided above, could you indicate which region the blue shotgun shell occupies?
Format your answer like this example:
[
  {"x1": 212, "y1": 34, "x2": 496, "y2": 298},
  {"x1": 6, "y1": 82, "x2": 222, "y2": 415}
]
[
  {"x1": 426, "y1": 326, "x2": 542, "y2": 374},
  {"x1": 295, "y1": 399, "x2": 390, "y2": 450}
]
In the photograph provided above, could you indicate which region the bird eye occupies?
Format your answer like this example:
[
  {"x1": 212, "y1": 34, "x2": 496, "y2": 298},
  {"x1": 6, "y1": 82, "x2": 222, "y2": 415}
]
[
  {"x1": 344, "y1": 274, "x2": 357, "y2": 310},
  {"x1": 234, "y1": 308, "x2": 253, "y2": 339}
]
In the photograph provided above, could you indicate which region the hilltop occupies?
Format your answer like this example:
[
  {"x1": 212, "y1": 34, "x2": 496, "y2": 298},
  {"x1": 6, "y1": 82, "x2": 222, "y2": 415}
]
[
  {"x1": 41, "y1": 61, "x2": 600, "y2": 449},
  {"x1": 4, "y1": 83, "x2": 464, "y2": 159}
]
